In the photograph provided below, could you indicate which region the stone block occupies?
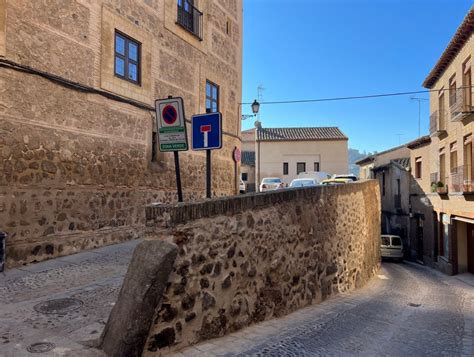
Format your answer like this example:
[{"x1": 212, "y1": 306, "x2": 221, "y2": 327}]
[{"x1": 100, "y1": 239, "x2": 178, "y2": 357}]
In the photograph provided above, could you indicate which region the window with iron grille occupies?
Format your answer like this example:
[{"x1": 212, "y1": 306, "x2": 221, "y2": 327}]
[
  {"x1": 177, "y1": 0, "x2": 203, "y2": 40},
  {"x1": 206, "y1": 80, "x2": 219, "y2": 113},
  {"x1": 283, "y1": 162, "x2": 288, "y2": 175},
  {"x1": 115, "y1": 31, "x2": 140, "y2": 85},
  {"x1": 296, "y1": 162, "x2": 306, "y2": 175}
]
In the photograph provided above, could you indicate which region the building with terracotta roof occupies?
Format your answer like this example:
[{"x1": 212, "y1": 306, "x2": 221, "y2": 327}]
[{"x1": 243, "y1": 124, "x2": 348, "y2": 189}]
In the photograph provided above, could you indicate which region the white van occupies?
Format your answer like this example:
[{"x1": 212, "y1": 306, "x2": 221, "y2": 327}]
[
  {"x1": 297, "y1": 171, "x2": 331, "y2": 183},
  {"x1": 380, "y1": 235, "x2": 404, "y2": 261}
]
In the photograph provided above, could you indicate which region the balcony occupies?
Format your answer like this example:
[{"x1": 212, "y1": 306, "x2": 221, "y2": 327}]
[
  {"x1": 430, "y1": 172, "x2": 448, "y2": 194},
  {"x1": 433, "y1": 166, "x2": 474, "y2": 194},
  {"x1": 177, "y1": 0, "x2": 203, "y2": 40},
  {"x1": 429, "y1": 110, "x2": 447, "y2": 137},
  {"x1": 449, "y1": 166, "x2": 463, "y2": 192},
  {"x1": 450, "y1": 87, "x2": 474, "y2": 122}
]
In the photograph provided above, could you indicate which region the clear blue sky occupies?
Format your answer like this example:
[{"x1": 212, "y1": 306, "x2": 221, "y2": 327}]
[{"x1": 241, "y1": 0, "x2": 472, "y2": 153}]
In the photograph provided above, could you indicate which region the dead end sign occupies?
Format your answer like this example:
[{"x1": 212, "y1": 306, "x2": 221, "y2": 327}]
[{"x1": 155, "y1": 97, "x2": 188, "y2": 152}]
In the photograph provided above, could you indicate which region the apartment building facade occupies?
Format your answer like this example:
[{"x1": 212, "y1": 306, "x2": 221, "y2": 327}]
[
  {"x1": 0, "y1": 0, "x2": 243, "y2": 266},
  {"x1": 420, "y1": 7, "x2": 474, "y2": 275}
]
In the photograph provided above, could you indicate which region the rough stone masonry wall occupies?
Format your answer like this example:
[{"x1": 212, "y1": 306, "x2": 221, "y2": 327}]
[
  {"x1": 144, "y1": 181, "x2": 381, "y2": 354},
  {"x1": 0, "y1": 0, "x2": 243, "y2": 267}
]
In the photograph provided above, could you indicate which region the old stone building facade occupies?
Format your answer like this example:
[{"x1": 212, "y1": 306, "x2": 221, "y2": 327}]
[{"x1": 0, "y1": 0, "x2": 243, "y2": 266}]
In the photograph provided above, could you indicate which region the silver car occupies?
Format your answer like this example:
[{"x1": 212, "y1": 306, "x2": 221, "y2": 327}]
[
  {"x1": 289, "y1": 178, "x2": 317, "y2": 188},
  {"x1": 259, "y1": 177, "x2": 284, "y2": 192},
  {"x1": 381, "y1": 235, "x2": 403, "y2": 261}
]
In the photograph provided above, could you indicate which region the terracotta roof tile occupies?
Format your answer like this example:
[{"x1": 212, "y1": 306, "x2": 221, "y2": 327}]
[
  {"x1": 423, "y1": 6, "x2": 474, "y2": 88},
  {"x1": 256, "y1": 127, "x2": 347, "y2": 141}
]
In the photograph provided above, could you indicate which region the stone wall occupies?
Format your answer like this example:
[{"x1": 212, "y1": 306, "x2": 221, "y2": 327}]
[
  {"x1": 143, "y1": 181, "x2": 381, "y2": 354},
  {"x1": 0, "y1": 0, "x2": 243, "y2": 267}
]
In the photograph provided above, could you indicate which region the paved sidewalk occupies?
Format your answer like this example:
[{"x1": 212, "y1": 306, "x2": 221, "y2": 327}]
[
  {"x1": 0, "y1": 239, "x2": 140, "y2": 357},
  {"x1": 175, "y1": 262, "x2": 474, "y2": 357}
]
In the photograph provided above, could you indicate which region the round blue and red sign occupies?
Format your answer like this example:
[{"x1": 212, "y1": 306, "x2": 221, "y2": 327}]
[{"x1": 162, "y1": 105, "x2": 178, "y2": 125}]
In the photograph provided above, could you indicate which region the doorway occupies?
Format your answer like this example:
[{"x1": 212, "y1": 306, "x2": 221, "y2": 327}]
[
  {"x1": 416, "y1": 223, "x2": 424, "y2": 262},
  {"x1": 468, "y1": 224, "x2": 474, "y2": 274}
]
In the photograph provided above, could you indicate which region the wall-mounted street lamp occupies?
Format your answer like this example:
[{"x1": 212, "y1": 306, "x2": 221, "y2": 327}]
[{"x1": 241, "y1": 99, "x2": 260, "y2": 120}]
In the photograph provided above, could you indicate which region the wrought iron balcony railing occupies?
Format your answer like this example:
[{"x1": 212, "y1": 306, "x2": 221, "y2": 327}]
[
  {"x1": 429, "y1": 110, "x2": 447, "y2": 137},
  {"x1": 449, "y1": 166, "x2": 463, "y2": 193},
  {"x1": 177, "y1": 0, "x2": 203, "y2": 40},
  {"x1": 450, "y1": 87, "x2": 474, "y2": 122}
]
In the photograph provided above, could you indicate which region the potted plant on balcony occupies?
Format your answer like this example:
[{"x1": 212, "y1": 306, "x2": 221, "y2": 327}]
[
  {"x1": 431, "y1": 182, "x2": 437, "y2": 193},
  {"x1": 436, "y1": 181, "x2": 446, "y2": 194}
]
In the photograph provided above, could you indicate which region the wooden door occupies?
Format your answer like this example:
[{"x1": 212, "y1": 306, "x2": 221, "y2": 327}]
[{"x1": 468, "y1": 224, "x2": 474, "y2": 274}]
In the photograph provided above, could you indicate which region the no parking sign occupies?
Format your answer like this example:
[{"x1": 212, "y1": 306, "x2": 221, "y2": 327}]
[{"x1": 155, "y1": 97, "x2": 188, "y2": 152}]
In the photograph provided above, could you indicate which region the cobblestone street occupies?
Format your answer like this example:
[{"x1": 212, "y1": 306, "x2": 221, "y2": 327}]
[
  {"x1": 0, "y1": 239, "x2": 141, "y2": 357},
  {"x1": 1, "y1": 241, "x2": 474, "y2": 357},
  {"x1": 177, "y1": 262, "x2": 474, "y2": 357}
]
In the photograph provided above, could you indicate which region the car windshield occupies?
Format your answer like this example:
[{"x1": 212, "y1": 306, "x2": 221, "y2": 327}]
[
  {"x1": 381, "y1": 236, "x2": 390, "y2": 246},
  {"x1": 290, "y1": 180, "x2": 314, "y2": 187},
  {"x1": 391, "y1": 237, "x2": 402, "y2": 246},
  {"x1": 262, "y1": 178, "x2": 281, "y2": 183}
]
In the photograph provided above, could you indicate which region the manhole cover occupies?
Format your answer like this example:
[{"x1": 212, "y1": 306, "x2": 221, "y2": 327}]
[
  {"x1": 34, "y1": 298, "x2": 83, "y2": 315},
  {"x1": 27, "y1": 342, "x2": 55, "y2": 353},
  {"x1": 408, "y1": 303, "x2": 421, "y2": 307}
]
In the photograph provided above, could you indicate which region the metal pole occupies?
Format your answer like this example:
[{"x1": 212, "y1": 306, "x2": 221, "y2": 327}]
[
  {"x1": 174, "y1": 151, "x2": 183, "y2": 202},
  {"x1": 206, "y1": 149, "x2": 211, "y2": 198}
]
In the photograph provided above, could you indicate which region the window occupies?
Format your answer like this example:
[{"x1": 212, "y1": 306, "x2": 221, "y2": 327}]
[
  {"x1": 438, "y1": 91, "x2": 445, "y2": 130},
  {"x1": 206, "y1": 80, "x2": 219, "y2": 113},
  {"x1": 463, "y1": 58, "x2": 472, "y2": 111},
  {"x1": 464, "y1": 134, "x2": 473, "y2": 191},
  {"x1": 177, "y1": 0, "x2": 203, "y2": 39},
  {"x1": 114, "y1": 31, "x2": 140, "y2": 84},
  {"x1": 450, "y1": 142, "x2": 458, "y2": 174},
  {"x1": 449, "y1": 75, "x2": 456, "y2": 106},
  {"x1": 382, "y1": 172, "x2": 385, "y2": 196},
  {"x1": 226, "y1": 19, "x2": 231, "y2": 35},
  {"x1": 296, "y1": 162, "x2": 306, "y2": 175},
  {"x1": 415, "y1": 157, "x2": 422, "y2": 179},
  {"x1": 439, "y1": 147, "x2": 446, "y2": 185},
  {"x1": 314, "y1": 162, "x2": 320, "y2": 172},
  {"x1": 241, "y1": 173, "x2": 248, "y2": 181},
  {"x1": 283, "y1": 162, "x2": 289, "y2": 175},
  {"x1": 151, "y1": 131, "x2": 157, "y2": 162}
]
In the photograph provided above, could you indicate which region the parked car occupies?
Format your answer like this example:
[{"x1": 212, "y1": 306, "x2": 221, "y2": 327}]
[
  {"x1": 333, "y1": 174, "x2": 358, "y2": 181},
  {"x1": 297, "y1": 171, "x2": 332, "y2": 183},
  {"x1": 320, "y1": 178, "x2": 352, "y2": 185},
  {"x1": 289, "y1": 178, "x2": 318, "y2": 188},
  {"x1": 380, "y1": 235, "x2": 404, "y2": 261},
  {"x1": 259, "y1": 177, "x2": 284, "y2": 192},
  {"x1": 239, "y1": 178, "x2": 246, "y2": 194}
]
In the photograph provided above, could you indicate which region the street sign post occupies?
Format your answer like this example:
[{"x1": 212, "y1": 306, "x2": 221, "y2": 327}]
[
  {"x1": 233, "y1": 147, "x2": 241, "y2": 195},
  {"x1": 155, "y1": 96, "x2": 189, "y2": 202},
  {"x1": 191, "y1": 113, "x2": 223, "y2": 198}
]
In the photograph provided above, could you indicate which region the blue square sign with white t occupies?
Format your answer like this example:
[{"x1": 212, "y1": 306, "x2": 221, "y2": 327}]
[{"x1": 191, "y1": 112, "x2": 222, "y2": 151}]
